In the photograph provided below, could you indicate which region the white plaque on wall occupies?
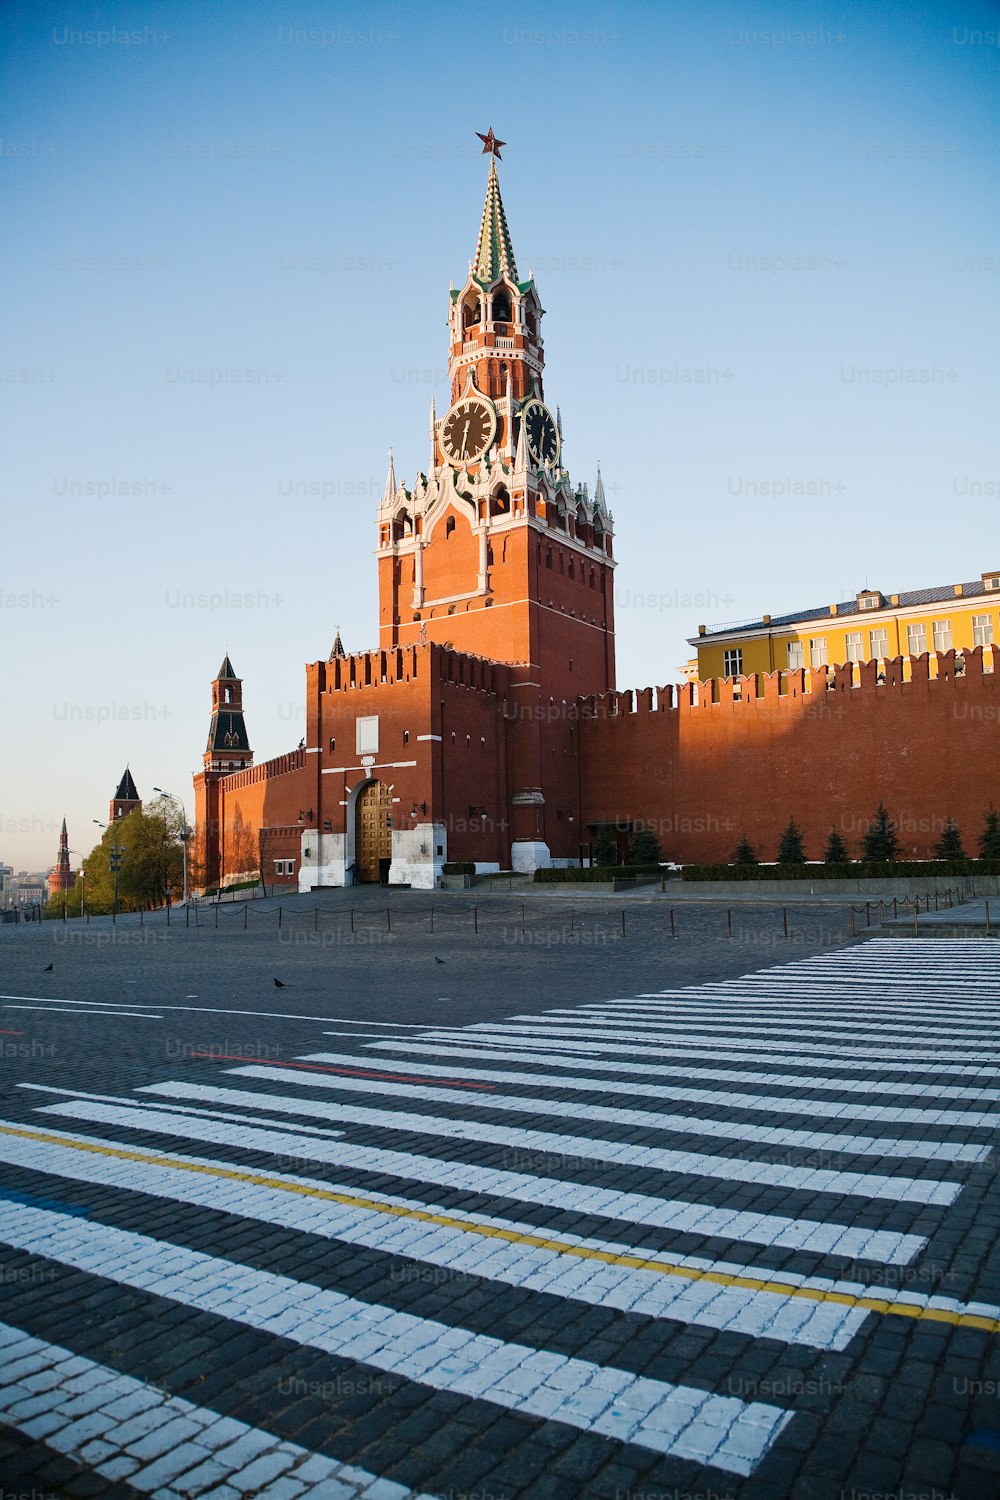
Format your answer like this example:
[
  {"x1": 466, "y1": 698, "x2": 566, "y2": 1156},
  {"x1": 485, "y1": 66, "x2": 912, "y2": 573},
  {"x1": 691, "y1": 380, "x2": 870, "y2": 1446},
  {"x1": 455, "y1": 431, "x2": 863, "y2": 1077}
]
[{"x1": 356, "y1": 715, "x2": 379, "y2": 755}]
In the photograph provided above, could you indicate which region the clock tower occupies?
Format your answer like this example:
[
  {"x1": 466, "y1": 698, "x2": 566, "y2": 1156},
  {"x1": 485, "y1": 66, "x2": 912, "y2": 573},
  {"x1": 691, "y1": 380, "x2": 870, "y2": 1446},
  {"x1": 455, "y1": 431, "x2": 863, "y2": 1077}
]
[{"x1": 376, "y1": 140, "x2": 616, "y2": 708}]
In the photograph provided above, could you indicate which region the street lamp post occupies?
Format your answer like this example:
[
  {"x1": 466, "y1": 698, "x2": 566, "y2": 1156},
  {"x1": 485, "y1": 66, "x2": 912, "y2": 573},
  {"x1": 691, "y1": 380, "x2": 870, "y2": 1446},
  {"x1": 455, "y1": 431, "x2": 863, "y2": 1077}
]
[
  {"x1": 109, "y1": 845, "x2": 125, "y2": 923},
  {"x1": 153, "y1": 788, "x2": 189, "y2": 906}
]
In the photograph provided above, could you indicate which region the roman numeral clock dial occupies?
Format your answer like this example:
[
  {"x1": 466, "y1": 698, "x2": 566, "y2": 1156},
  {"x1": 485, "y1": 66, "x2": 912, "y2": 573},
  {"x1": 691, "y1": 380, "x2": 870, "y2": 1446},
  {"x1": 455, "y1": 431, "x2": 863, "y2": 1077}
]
[
  {"x1": 521, "y1": 399, "x2": 560, "y2": 465},
  {"x1": 441, "y1": 396, "x2": 496, "y2": 464}
]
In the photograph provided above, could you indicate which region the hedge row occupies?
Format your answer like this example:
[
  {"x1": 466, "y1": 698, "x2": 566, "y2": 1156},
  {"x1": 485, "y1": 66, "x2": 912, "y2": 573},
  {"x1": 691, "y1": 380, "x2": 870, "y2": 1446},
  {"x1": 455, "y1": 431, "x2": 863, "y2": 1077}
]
[
  {"x1": 441, "y1": 862, "x2": 476, "y2": 876},
  {"x1": 680, "y1": 859, "x2": 1000, "y2": 882}
]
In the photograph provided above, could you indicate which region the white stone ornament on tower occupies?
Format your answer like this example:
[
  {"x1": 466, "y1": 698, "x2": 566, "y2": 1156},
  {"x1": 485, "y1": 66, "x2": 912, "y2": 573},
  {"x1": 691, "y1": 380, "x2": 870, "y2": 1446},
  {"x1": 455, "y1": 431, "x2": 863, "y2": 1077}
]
[{"x1": 382, "y1": 448, "x2": 397, "y2": 510}]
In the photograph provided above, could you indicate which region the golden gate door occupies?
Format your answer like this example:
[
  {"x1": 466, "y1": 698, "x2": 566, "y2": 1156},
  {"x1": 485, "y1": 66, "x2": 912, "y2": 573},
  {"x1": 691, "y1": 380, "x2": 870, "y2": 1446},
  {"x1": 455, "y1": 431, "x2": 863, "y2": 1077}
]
[{"x1": 356, "y1": 781, "x2": 392, "y2": 883}]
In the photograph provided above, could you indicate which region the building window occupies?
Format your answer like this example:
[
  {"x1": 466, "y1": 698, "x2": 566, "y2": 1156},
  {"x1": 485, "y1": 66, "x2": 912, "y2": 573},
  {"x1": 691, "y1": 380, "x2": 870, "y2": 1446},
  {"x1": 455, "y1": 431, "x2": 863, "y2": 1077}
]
[
  {"x1": 402, "y1": 730, "x2": 409, "y2": 744},
  {"x1": 273, "y1": 859, "x2": 296, "y2": 876},
  {"x1": 932, "y1": 619, "x2": 952, "y2": 651},
  {"x1": 810, "y1": 638, "x2": 827, "y2": 668},
  {"x1": 723, "y1": 648, "x2": 743, "y2": 676},
  {"x1": 906, "y1": 622, "x2": 927, "y2": 655},
  {"x1": 787, "y1": 641, "x2": 805, "y2": 670},
  {"x1": 869, "y1": 627, "x2": 889, "y2": 659},
  {"x1": 973, "y1": 613, "x2": 994, "y2": 647},
  {"x1": 445, "y1": 517, "x2": 456, "y2": 538},
  {"x1": 845, "y1": 631, "x2": 863, "y2": 663}
]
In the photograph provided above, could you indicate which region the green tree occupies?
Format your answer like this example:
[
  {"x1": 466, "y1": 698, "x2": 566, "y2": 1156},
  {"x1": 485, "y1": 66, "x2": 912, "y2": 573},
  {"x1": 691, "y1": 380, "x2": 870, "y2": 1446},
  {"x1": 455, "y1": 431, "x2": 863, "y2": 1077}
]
[
  {"x1": 56, "y1": 800, "x2": 185, "y2": 916},
  {"x1": 861, "y1": 803, "x2": 900, "y2": 862},
  {"x1": 776, "y1": 818, "x2": 806, "y2": 864},
  {"x1": 979, "y1": 807, "x2": 1000, "y2": 860},
  {"x1": 592, "y1": 828, "x2": 618, "y2": 867},
  {"x1": 629, "y1": 824, "x2": 663, "y2": 865},
  {"x1": 733, "y1": 835, "x2": 759, "y2": 866},
  {"x1": 823, "y1": 828, "x2": 850, "y2": 864},
  {"x1": 933, "y1": 819, "x2": 966, "y2": 860}
]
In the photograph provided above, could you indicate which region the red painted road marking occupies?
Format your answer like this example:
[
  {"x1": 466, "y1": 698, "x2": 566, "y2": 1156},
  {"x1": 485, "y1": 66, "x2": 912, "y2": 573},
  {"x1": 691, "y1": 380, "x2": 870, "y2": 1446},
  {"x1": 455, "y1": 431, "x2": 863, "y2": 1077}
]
[
  {"x1": 0, "y1": 1030, "x2": 23, "y2": 1035},
  {"x1": 190, "y1": 1054, "x2": 497, "y2": 1091}
]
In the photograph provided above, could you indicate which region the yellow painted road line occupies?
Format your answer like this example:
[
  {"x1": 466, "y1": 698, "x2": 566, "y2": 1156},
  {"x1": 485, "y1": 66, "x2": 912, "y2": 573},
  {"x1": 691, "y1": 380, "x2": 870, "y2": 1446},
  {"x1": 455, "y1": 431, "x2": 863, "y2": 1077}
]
[{"x1": 1, "y1": 1121, "x2": 995, "y2": 1335}]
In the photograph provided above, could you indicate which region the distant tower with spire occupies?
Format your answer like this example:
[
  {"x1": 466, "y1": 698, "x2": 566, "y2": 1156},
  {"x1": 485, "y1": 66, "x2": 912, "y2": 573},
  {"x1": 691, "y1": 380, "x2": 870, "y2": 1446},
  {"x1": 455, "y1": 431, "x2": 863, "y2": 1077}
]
[
  {"x1": 48, "y1": 818, "x2": 74, "y2": 896},
  {"x1": 110, "y1": 767, "x2": 142, "y2": 823}
]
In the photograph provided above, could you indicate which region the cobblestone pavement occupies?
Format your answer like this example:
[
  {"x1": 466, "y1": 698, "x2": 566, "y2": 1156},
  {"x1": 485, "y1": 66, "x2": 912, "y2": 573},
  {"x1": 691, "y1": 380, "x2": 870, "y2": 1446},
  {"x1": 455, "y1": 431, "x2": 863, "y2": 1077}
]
[{"x1": 0, "y1": 898, "x2": 999, "y2": 1499}]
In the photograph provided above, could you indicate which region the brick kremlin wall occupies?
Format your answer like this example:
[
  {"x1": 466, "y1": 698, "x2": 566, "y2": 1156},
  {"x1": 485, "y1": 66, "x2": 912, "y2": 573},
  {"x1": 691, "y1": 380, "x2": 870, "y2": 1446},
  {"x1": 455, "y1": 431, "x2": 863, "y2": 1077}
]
[{"x1": 579, "y1": 647, "x2": 1000, "y2": 863}]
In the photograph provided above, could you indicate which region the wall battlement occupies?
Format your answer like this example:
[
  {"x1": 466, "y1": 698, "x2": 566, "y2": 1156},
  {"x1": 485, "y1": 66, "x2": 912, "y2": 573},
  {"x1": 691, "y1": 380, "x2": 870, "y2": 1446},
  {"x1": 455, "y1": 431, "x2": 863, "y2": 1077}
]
[
  {"x1": 222, "y1": 747, "x2": 307, "y2": 791},
  {"x1": 580, "y1": 647, "x2": 999, "y2": 720},
  {"x1": 313, "y1": 642, "x2": 509, "y2": 697}
]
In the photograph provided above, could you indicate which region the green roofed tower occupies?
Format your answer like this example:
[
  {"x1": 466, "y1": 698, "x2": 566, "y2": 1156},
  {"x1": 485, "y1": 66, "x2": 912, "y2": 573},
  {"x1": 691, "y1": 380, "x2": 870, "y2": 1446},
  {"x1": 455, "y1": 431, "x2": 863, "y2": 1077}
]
[
  {"x1": 473, "y1": 157, "x2": 518, "y2": 285},
  {"x1": 205, "y1": 655, "x2": 253, "y2": 771}
]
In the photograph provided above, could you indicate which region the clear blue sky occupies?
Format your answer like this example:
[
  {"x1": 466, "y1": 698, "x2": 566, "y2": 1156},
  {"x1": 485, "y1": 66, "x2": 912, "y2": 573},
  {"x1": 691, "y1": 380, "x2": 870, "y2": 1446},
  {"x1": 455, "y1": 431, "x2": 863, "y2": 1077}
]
[{"x1": 2, "y1": 0, "x2": 998, "y2": 870}]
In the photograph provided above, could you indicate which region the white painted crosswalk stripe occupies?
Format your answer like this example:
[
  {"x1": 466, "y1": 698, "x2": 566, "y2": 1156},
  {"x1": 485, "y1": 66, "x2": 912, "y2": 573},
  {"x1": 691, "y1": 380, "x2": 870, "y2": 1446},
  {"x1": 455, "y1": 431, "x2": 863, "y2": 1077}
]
[
  {"x1": 459, "y1": 1021, "x2": 998, "y2": 1056},
  {"x1": 0, "y1": 1320, "x2": 434, "y2": 1498},
  {"x1": 7, "y1": 1109, "x2": 873, "y2": 1350},
  {"x1": 0, "y1": 1199, "x2": 792, "y2": 1476},
  {"x1": 17, "y1": 1092, "x2": 923, "y2": 1266},
  {"x1": 135, "y1": 1079, "x2": 963, "y2": 1205},
  {"x1": 295, "y1": 1051, "x2": 1000, "y2": 1132},
  {"x1": 353, "y1": 1044, "x2": 1000, "y2": 1102},
  {"x1": 426, "y1": 1026, "x2": 998, "y2": 1065},
  {"x1": 507, "y1": 1014, "x2": 1000, "y2": 1043},
  {"x1": 219, "y1": 1063, "x2": 990, "y2": 1161},
  {"x1": 365, "y1": 1036, "x2": 1000, "y2": 1083}
]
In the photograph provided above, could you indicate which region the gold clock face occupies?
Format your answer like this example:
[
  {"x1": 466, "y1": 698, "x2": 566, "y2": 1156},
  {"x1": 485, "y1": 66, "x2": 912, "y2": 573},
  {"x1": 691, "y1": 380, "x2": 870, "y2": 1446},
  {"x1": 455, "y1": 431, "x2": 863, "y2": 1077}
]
[
  {"x1": 521, "y1": 399, "x2": 560, "y2": 465},
  {"x1": 441, "y1": 397, "x2": 496, "y2": 464}
]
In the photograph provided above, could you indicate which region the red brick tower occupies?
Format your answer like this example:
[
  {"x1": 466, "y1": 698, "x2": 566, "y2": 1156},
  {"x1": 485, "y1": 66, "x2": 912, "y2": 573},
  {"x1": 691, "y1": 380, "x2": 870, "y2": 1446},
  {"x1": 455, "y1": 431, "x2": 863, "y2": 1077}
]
[
  {"x1": 376, "y1": 150, "x2": 616, "y2": 698},
  {"x1": 375, "y1": 141, "x2": 616, "y2": 867},
  {"x1": 192, "y1": 656, "x2": 254, "y2": 889},
  {"x1": 48, "y1": 817, "x2": 73, "y2": 895},
  {"x1": 110, "y1": 767, "x2": 141, "y2": 823}
]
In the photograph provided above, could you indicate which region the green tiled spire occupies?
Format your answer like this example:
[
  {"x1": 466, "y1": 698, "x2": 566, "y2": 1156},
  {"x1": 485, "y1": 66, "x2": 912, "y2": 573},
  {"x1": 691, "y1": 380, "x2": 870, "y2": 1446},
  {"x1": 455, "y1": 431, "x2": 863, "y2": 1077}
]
[{"x1": 473, "y1": 158, "x2": 518, "y2": 284}]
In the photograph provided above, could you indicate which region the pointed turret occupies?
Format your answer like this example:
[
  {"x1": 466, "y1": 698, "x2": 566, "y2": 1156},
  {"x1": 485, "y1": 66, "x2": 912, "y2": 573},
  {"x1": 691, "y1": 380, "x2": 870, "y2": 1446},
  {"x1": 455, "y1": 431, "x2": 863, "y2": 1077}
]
[
  {"x1": 381, "y1": 448, "x2": 397, "y2": 508},
  {"x1": 594, "y1": 463, "x2": 607, "y2": 513},
  {"x1": 330, "y1": 628, "x2": 346, "y2": 661},
  {"x1": 473, "y1": 158, "x2": 518, "y2": 285},
  {"x1": 110, "y1": 766, "x2": 142, "y2": 823},
  {"x1": 217, "y1": 654, "x2": 237, "y2": 681},
  {"x1": 513, "y1": 409, "x2": 529, "y2": 474}
]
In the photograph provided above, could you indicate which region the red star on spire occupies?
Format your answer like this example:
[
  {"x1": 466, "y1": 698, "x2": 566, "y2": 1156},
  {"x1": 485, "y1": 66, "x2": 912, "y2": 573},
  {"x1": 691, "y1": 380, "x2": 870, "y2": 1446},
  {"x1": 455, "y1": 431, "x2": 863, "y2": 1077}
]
[{"x1": 476, "y1": 127, "x2": 506, "y2": 160}]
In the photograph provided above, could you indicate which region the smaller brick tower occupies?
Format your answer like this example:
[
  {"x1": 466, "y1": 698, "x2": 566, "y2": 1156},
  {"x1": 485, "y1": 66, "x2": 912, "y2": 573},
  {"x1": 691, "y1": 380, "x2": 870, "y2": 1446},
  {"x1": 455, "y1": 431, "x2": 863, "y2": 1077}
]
[
  {"x1": 48, "y1": 817, "x2": 73, "y2": 895},
  {"x1": 193, "y1": 656, "x2": 254, "y2": 890},
  {"x1": 110, "y1": 767, "x2": 142, "y2": 823}
]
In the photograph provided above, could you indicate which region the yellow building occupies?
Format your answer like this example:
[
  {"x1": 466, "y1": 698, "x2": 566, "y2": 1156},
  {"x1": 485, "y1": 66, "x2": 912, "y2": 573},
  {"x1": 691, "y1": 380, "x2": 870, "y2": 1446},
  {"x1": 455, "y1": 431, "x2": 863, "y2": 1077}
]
[{"x1": 690, "y1": 568, "x2": 1000, "y2": 680}]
